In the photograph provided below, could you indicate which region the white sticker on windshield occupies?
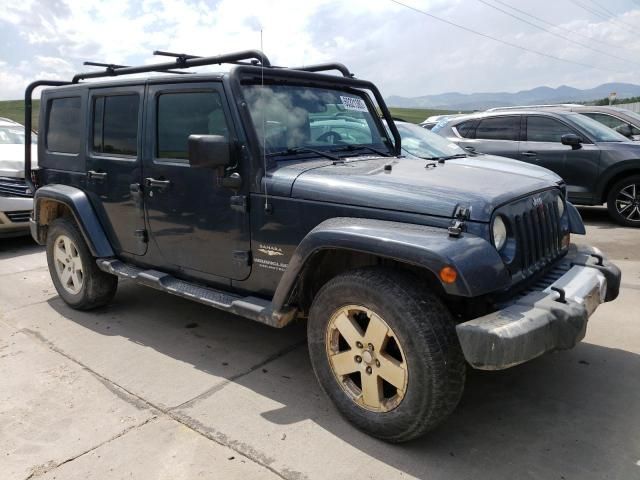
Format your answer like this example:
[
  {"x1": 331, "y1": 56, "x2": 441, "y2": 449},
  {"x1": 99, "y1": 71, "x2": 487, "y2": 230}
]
[{"x1": 340, "y1": 96, "x2": 368, "y2": 112}]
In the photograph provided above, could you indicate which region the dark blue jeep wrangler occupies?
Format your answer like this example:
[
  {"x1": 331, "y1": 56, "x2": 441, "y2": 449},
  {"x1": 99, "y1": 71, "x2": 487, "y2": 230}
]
[{"x1": 24, "y1": 51, "x2": 621, "y2": 442}]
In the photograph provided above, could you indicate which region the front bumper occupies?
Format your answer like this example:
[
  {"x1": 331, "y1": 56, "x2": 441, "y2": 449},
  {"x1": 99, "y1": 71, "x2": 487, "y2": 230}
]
[
  {"x1": 456, "y1": 244, "x2": 621, "y2": 370},
  {"x1": 0, "y1": 196, "x2": 33, "y2": 238}
]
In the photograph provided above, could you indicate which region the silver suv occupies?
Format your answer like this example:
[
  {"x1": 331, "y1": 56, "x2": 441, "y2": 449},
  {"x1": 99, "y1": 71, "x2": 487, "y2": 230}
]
[{"x1": 0, "y1": 117, "x2": 37, "y2": 237}]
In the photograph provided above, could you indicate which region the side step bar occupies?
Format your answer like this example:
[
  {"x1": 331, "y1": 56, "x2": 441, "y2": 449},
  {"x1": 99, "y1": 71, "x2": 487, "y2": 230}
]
[{"x1": 96, "y1": 259, "x2": 297, "y2": 328}]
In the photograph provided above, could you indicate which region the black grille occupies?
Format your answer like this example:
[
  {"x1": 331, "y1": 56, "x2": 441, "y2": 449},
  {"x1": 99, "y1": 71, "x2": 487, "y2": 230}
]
[
  {"x1": 5, "y1": 210, "x2": 31, "y2": 223},
  {"x1": 0, "y1": 177, "x2": 32, "y2": 198},
  {"x1": 513, "y1": 200, "x2": 563, "y2": 272}
]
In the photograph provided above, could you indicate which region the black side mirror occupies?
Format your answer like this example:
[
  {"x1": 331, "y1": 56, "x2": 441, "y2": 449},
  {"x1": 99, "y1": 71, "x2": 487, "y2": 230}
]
[
  {"x1": 561, "y1": 134, "x2": 582, "y2": 150},
  {"x1": 188, "y1": 135, "x2": 231, "y2": 168},
  {"x1": 615, "y1": 124, "x2": 633, "y2": 138}
]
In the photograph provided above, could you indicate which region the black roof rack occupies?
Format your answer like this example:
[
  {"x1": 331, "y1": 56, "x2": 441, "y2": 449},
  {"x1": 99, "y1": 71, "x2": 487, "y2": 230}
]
[
  {"x1": 70, "y1": 50, "x2": 354, "y2": 83},
  {"x1": 72, "y1": 49, "x2": 272, "y2": 83}
]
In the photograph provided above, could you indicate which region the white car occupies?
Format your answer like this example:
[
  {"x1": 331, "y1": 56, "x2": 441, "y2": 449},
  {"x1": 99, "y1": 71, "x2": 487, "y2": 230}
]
[{"x1": 0, "y1": 117, "x2": 37, "y2": 238}]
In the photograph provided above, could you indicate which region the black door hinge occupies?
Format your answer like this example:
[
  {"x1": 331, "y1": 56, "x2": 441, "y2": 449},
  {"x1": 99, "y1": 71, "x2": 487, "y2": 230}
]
[
  {"x1": 230, "y1": 195, "x2": 248, "y2": 213},
  {"x1": 448, "y1": 206, "x2": 470, "y2": 237},
  {"x1": 232, "y1": 250, "x2": 252, "y2": 266}
]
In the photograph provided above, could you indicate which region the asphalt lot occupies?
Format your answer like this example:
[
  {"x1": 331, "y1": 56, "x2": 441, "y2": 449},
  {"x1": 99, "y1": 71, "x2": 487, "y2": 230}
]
[{"x1": 1, "y1": 206, "x2": 639, "y2": 480}]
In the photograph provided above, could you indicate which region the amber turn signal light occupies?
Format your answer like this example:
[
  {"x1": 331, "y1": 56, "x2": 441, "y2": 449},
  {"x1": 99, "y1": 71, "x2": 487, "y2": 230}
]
[{"x1": 439, "y1": 266, "x2": 457, "y2": 284}]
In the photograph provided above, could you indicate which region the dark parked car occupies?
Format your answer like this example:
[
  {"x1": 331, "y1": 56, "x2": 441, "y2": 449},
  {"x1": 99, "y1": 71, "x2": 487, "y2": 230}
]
[
  {"x1": 489, "y1": 105, "x2": 640, "y2": 141},
  {"x1": 433, "y1": 109, "x2": 640, "y2": 226},
  {"x1": 25, "y1": 51, "x2": 620, "y2": 442}
]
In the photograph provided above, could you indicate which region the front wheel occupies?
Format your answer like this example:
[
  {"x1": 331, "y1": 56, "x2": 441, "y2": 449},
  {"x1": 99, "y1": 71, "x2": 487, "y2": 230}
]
[
  {"x1": 46, "y1": 217, "x2": 118, "y2": 309},
  {"x1": 307, "y1": 267, "x2": 466, "y2": 442},
  {"x1": 607, "y1": 175, "x2": 640, "y2": 227}
]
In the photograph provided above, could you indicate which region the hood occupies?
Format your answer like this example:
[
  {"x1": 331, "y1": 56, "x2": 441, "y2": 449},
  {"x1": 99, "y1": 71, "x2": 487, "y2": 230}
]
[
  {"x1": 269, "y1": 155, "x2": 560, "y2": 222},
  {"x1": 0, "y1": 144, "x2": 37, "y2": 178}
]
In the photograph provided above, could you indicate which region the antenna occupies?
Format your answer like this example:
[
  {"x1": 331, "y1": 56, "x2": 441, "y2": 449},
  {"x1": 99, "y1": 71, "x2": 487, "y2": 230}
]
[{"x1": 260, "y1": 29, "x2": 270, "y2": 213}]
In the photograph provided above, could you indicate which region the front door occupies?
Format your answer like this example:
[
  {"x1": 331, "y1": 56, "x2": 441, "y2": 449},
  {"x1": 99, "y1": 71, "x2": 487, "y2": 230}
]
[
  {"x1": 521, "y1": 115, "x2": 601, "y2": 202},
  {"x1": 86, "y1": 87, "x2": 146, "y2": 255},
  {"x1": 142, "y1": 82, "x2": 251, "y2": 280}
]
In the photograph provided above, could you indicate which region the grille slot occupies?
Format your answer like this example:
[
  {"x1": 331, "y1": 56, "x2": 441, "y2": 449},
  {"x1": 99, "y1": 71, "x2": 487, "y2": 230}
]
[
  {"x1": 0, "y1": 177, "x2": 31, "y2": 198},
  {"x1": 513, "y1": 200, "x2": 563, "y2": 274},
  {"x1": 5, "y1": 210, "x2": 31, "y2": 223}
]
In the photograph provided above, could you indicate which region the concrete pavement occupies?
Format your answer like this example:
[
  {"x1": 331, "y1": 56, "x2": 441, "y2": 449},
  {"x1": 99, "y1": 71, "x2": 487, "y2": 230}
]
[{"x1": 1, "y1": 206, "x2": 639, "y2": 480}]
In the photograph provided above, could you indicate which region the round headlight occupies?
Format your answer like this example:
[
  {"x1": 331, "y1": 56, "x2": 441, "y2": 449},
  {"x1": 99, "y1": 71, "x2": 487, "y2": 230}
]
[
  {"x1": 492, "y1": 215, "x2": 508, "y2": 251},
  {"x1": 557, "y1": 196, "x2": 565, "y2": 217}
]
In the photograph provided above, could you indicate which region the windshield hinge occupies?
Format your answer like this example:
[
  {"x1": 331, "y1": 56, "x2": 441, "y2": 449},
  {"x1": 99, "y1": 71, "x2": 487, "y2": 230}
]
[
  {"x1": 448, "y1": 206, "x2": 470, "y2": 237},
  {"x1": 230, "y1": 195, "x2": 248, "y2": 213}
]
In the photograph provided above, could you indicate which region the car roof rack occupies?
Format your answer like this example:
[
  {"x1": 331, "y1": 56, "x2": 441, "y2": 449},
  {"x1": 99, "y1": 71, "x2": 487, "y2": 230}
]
[
  {"x1": 486, "y1": 104, "x2": 583, "y2": 112},
  {"x1": 70, "y1": 50, "x2": 355, "y2": 83}
]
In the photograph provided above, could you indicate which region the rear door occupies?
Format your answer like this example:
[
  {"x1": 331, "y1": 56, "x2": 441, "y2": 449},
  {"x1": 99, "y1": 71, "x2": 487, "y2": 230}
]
[
  {"x1": 521, "y1": 115, "x2": 601, "y2": 202},
  {"x1": 142, "y1": 82, "x2": 251, "y2": 280},
  {"x1": 460, "y1": 115, "x2": 521, "y2": 158},
  {"x1": 85, "y1": 87, "x2": 146, "y2": 255}
]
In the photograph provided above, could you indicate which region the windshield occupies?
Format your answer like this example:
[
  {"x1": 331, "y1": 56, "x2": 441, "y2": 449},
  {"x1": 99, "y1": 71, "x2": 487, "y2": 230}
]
[
  {"x1": 385, "y1": 121, "x2": 466, "y2": 158},
  {"x1": 0, "y1": 125, "x2": 37, "y2": 145},
  {"x1": 567, "y1": 113, "x2": 629, "y2": 142},
  {"x1": 242, "y1": 84, "x2": 392, "y2": 157}
]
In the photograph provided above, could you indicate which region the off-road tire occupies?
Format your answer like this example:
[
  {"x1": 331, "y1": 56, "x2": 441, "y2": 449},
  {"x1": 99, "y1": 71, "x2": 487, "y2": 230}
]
[
  {"x1": 46, "y1": 217, "x2": 118, "y2": 309},
  {"x1": 607, "y1": 175, "x2": 640, "y2": 227},
  {"x1": 307, "y1": 267, "x2": 466, "y2": 443}
]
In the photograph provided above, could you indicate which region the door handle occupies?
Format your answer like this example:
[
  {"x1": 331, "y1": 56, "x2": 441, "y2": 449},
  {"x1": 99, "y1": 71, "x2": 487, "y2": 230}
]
[
  {"x1": 521, "y1": 151, "x2": 537, "y2": 157},
  {"x1": 145, "y1": 177, "x2": 171, "y2": 191},
  {"x1": 87, "y1": 170, "x2": 107, "y2": 180}
]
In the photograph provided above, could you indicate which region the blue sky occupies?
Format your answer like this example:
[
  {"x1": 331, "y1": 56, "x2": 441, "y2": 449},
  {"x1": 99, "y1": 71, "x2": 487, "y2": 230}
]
[{"x1": 2, "y1": 0, "x2": 639, "y2": 100}]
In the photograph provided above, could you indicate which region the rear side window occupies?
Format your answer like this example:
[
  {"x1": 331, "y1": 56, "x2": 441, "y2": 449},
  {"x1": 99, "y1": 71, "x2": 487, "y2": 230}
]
[
  {"x1": 47, "y1": 97, "x2": 81, "y2": 154},
  {"x1": 454, "y1": 121, "x2": 475, "y2": 138},
  {"x1": 475, "y1": 116, "x2": 519, "y2": 141},
  {"x1": 526, "y1": 116, "x2": 575, "y2": 143},
  {"x1": 93, "y1": 95, "x2": 140, "y2": 156},
  {"x1": 157, "y1": 91, "x2": 229, "y2": 160}
]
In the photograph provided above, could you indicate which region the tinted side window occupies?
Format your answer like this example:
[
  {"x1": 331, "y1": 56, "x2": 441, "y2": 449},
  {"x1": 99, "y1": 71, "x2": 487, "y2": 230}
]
[
  {"x1": 157, "y1": 91, "x2": 229, "y2": 160},
  {"x1": 47, "y1": 97, "x2": 81, "y2": 154},
  {"x1": 93, "y1": 95, "x2": 139, "y2": 156},
  {"x1": 526, "y1": 116, "x2": 575, "y2": 142},
  {"x1": 455, "y1": 121, "x2": 475, "y2": 138},
  {"x1": 475, "y1": 117, "x2": 519, "y2": 141}
]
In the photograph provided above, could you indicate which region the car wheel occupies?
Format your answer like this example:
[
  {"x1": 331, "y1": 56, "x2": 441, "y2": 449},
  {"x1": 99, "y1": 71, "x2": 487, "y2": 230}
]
[
  {"x1": 46, "y1": 217, "x2": 118, "y2": 309},
  {"x1": 607, "y1": 175, "x2": 640, "y2": 227},
  {"x1": 307, "y1": 267, "x2": 466, "y2": 442}
]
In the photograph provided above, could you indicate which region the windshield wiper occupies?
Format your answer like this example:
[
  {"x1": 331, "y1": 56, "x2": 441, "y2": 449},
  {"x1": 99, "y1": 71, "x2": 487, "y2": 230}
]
[
  {"x1": 332, "y1": 144, "x2": 392, "y2": 157},
  {"x1": 266, "y1": 147, "x2": 340, "y2": 161},
  {"x1": 419, "y1": 153, "x2": 469, "y2": 162}
]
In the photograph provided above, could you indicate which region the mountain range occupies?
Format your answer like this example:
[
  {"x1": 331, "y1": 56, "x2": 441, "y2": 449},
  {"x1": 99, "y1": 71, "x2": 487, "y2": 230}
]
[{"x1": 386, "y1": 82, "x2": 640, "y2": 111}]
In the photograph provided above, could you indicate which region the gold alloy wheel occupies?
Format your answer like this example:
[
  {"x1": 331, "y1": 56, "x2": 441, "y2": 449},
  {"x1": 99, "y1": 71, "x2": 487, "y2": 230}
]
[
  {"x1": 53, "y1": 234, "x2": 84, "y2": 295},
  {"x1": 325, "y1": 305, "x2": 408, "y2": 412}
]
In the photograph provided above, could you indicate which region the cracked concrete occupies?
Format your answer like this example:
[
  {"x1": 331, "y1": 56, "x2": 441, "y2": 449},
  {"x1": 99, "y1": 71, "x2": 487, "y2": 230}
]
[{"x1": 1, "y1": 206, "x2": 640, "y2": 479}]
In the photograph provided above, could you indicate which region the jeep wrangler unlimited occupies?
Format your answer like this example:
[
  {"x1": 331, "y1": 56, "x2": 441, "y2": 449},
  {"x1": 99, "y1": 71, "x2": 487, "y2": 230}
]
[{"x1": 25, "y1": 50, "x2": 621, "y2": 442}]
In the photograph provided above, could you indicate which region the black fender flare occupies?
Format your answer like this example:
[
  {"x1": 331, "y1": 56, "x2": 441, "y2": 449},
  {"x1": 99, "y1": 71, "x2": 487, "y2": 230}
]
[
  {"x1": 32, "y1": 184, "x2": 114, "y2": 257},
  {"x1": 271, "y1": 217, "x2": 510, "y2": 311}
]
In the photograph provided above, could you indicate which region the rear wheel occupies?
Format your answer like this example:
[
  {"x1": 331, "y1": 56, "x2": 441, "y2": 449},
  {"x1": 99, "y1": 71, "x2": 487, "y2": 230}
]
[
  {"x1": 46, "y1": 218, "x2": 118, "y2": 309},
  {"x1": 307, "y1": 267, "x2": 466, "y2": 442},
  {"x1": 607, "y1": 175, "x2": 640, "y2": 227}
]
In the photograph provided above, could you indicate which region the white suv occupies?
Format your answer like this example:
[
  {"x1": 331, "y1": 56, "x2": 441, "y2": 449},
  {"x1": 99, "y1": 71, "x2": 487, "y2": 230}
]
[{"x1": 0, "y1": 117, "x2": 37, "y2": 238}]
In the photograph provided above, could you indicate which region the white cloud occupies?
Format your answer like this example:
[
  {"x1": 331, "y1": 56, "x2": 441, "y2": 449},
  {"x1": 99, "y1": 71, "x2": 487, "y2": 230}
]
[{"x1": 1, "y1": 0, "x2": 639, "y2": 100}]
